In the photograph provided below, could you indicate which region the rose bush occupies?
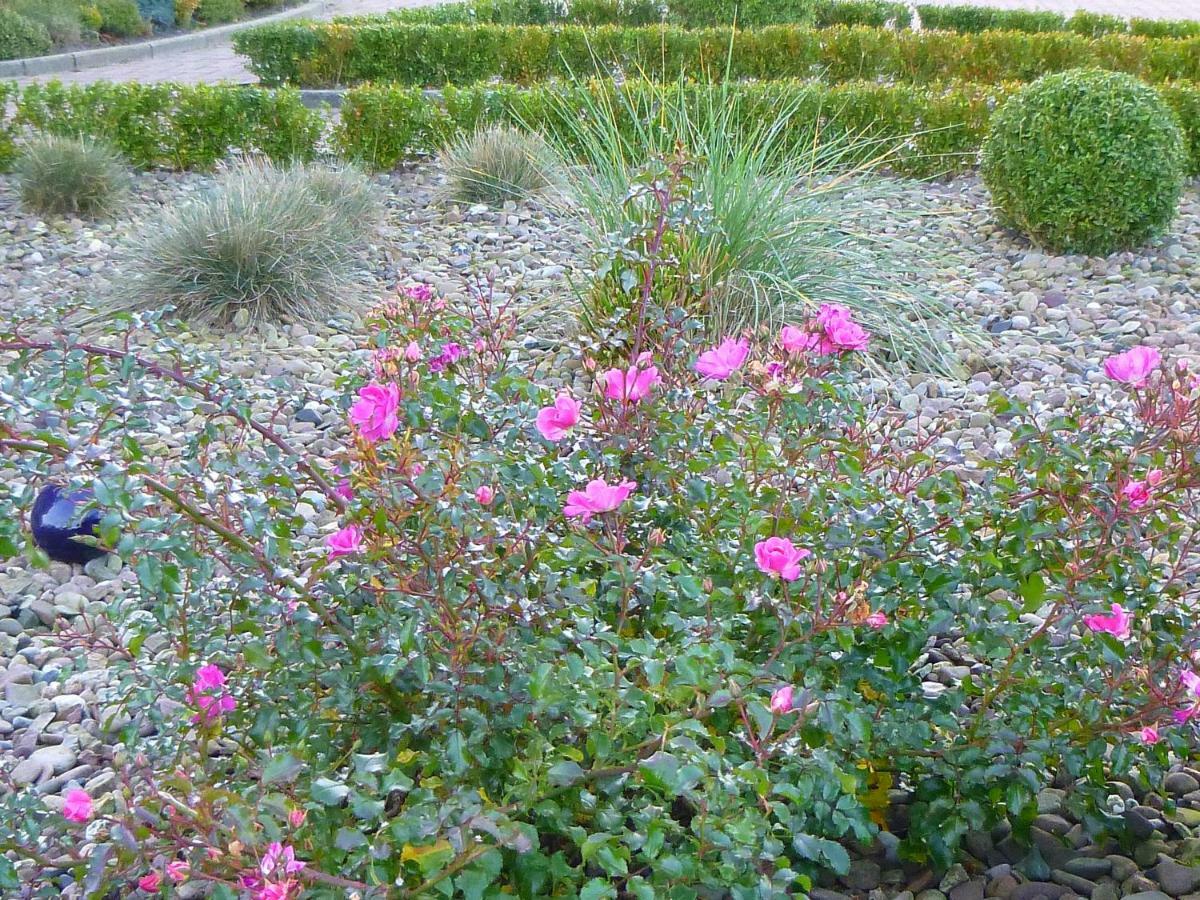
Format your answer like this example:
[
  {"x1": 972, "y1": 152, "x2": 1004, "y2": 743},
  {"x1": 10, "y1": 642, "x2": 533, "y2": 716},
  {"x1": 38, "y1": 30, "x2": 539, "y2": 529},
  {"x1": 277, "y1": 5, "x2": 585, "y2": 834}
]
[{"x1": 1, "y1": 158, "x2": 1199, "y2": 897}]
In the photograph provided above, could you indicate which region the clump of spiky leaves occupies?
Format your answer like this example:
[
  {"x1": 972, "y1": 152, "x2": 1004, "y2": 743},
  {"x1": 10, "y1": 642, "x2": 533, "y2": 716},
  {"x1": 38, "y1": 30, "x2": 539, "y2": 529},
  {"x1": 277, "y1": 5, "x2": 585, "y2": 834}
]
[
  {"x1": 534, "y1": 78, "x2": 984, "y2": 375},
  {"x1": 117, "y1": 160, "x2": 381, "y2": 327},
  {"x1": 15, "y1": 134, "x2": 130, "y2": 218},
  {"x1": 438, "y1": 125, "x2": 562, "y2": 205}
]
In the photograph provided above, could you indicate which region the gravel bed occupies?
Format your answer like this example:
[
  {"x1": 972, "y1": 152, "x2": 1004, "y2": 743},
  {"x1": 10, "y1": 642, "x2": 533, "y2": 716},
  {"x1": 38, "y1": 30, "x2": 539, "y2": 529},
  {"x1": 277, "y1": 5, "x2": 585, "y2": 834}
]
[{"x1": 1, "y1": 163, "x2": 1198, "y2": 895}]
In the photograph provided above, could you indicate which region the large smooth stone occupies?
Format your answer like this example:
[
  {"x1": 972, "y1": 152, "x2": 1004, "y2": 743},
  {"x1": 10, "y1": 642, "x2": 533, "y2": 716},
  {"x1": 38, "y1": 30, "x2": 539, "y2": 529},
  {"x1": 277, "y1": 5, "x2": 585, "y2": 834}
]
[{"x1": 30, "y1": 485, "x2": 106, "y2": 565}]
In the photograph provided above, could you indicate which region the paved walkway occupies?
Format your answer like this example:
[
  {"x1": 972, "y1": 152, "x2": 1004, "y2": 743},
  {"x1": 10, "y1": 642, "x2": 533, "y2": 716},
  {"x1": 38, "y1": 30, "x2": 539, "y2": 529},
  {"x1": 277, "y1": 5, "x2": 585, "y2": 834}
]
[
  {"x1": 12, "y1": 0, "x2": 435, "y2": 86},
  {"x1": 12, "y1": 0, "x2": 1199, "y2": 87}
]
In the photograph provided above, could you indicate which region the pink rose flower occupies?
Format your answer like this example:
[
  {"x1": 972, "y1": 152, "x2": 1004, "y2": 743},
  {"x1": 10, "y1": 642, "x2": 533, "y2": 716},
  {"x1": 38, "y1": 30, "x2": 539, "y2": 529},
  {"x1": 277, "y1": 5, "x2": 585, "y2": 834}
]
[
  {"x1": 349, "y1": 382, "x2": 401, "y2": 444},
  {"x1": 1147, "y1": 468, "x2": 1164, "y2": 486},
  {"x1": 429, "y1": 342, "x2": 463, "y2": 372},
  {"x1": 334, "y1": 479, "x2": 353, "y2": 502},
  {"x1": 262, "y1": 842, "x2": 306, "y2": 878},
  {"x1": 255, "y1": 883, "x2": 294, "y2": 900},
  {"x1": 824, "y1": 317, "x2": 870, "y2": 352},
  {"x1": 563, "y1": 478, "x2": 637, "y2": 523},
  {"x1": 406, "y1": 283, "x2": 434, "y2": 302},
  {"x1": 536, "y1": 393, "x2": 582, "y2": 441},
  {"x1": 753, "y1": 537, "x2": 811, "y2": 581},
  {"x1": 62, "y1": 789, "x2": 92, "y2": 823},
  {"x1": 602, "y1": 363, "x2": 661, "y2": 404},
  {"x1": 780, "y1": 325, "x2": 819, "y2": 355},
  {"x1": 1139, "y1": 725, "x2": 1160, "y2": 745},
  {"x1": 1082, "y1": 603, "x2": 1132, "y2": 640},
  {"x1": 166, "y1": 861, "x2": 190, "y2": 883},
  {"x1": 288, "y1": 808, "x2": 307, "y2": 829},
  {"x1": 813, "y1": 303, "x2": 870, "y2": 354},
  {"x1": 137, "y1": 871, "x2": 161, "y2": 892},
  {"x1": 865, "y1": 611, "x2": 888, "y2": 629},
  {"x1": 475, "y1": 485, "x2": 495, "y2": 506},
  {"x1": 1122, "y1": 480, "x2": 1151, "y2": 509},
  {"x1": 326, "y1": 524, "x2": 363, "y2": 560},
  {"x1": 404, "y1": 341, "x2": 422, "y2": 362},
  {"x1": 1103, "y1": 346, "x2": 1161, "y2": 386},
  {"x1": 695, "y1": 337, "x2": 750, "y2": 380},
  {"x1": 815, "y1": 303, "x2": 851, "y2": 330},
  {"x1": 769, "y1": 685, "x2": 795, "y2": 714},
  {"x1": 1182, "y1": 670, "x2": 1200, "y2": 698},
  {"x1": 189, "y1": 663, "x2": 236, "y2": 724}
]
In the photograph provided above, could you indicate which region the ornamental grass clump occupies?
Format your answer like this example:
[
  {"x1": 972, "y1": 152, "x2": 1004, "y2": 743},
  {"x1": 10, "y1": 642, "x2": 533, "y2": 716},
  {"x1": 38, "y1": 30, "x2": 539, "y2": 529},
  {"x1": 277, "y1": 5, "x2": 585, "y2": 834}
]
[
  {"x1": 981, "y1": 68, "x2": 1186, "y2": 256},
  {"x1": 14, "y1": 134, "x2": 131, "y2": 218},
  {"x1": 117, "y1": 159, "x2": 381, "y2": 326},
  {"x1": 538, "y1": 79, "x2": 980, "y2": 375},
  {"x1": 438, "y1": 124, "x2": 562, "y2": 205},
  {"x1": 3, "y1": 154, "x2": 1200, "y2": 894}
]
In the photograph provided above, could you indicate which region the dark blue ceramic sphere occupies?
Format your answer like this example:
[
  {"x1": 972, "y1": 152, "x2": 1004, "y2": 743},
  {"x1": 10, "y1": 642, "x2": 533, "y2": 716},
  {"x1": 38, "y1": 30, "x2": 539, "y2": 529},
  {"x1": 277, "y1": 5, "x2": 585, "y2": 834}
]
[{"x1": 31, "y1": 484, "x2": 107, "y2": 565}]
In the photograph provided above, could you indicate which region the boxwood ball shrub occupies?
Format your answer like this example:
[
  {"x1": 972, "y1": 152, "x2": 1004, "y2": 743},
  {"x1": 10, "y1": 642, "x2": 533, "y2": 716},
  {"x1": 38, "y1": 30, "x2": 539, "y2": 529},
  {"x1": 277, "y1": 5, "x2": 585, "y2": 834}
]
[
  {"x1": 2, "y1": 159, "x2": 1200, "y2": 893},
  {"x1": 14, "y1": 133, "x2": 131, "y2": 218},
  {"x1": 981, "y1": 69, "x2": 1186, "y2": 256},
  {"x1": 116, "y1": 159, "x2": 381, "y2": 326}
]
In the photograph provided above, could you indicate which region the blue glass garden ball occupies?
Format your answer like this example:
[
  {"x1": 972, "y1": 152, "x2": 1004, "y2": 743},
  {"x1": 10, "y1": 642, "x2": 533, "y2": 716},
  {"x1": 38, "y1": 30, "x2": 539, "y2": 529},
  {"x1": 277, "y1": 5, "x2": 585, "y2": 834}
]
[{"x1": 31, "y1": 484, "x2": 107, "y2": 565}]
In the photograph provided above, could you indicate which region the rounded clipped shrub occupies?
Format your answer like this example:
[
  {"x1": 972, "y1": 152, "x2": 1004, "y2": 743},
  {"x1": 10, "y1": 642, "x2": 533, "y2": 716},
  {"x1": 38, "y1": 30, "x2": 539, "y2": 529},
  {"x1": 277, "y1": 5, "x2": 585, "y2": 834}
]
[
  {"x1": 0, "y1": 8, "x2": 53, "y2": 60},
  {"x1": 981, "y1": 68, "x2": 1186, "y2": 256},
  {"x1": 438, "y1": 124, "x2": 561, "y2": 205},
  {"x1": 118, "y1": 160, "x2": 381, "y2": 326},
  {"x1": 15, "y1": 134, "x2": 131, "y2": 218},
  {"x1": 96, "y1": 0, "x2": 148, "y2": 35}
]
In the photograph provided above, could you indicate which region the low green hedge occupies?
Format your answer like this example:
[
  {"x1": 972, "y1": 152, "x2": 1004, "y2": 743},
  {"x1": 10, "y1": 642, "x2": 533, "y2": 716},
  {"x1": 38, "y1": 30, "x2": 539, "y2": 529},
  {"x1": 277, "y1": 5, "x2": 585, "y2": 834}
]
[
  {"x1": 1132, "y1": 17, "x2": 1200, "y2": 39},
  {"x1": 3, "y1": 78, "x2": 1197, "y2": 180},
  {"x1": 233, "y1": 21, "x2": 1200, "y2": 88},
  {"x1": 333, "y1": 78, "x2": 1200, "y2": 178},
  {"x1": 9, "y1": 82, "x2": 322, "y2": 170},
  {"x1": 351, "y1": 0, "x2": 1199, "y2": 38},
  {"x1": 915, "y1": 5, "x2": 1200, "y2": 39},
  {"x1": 357, "y1": 0, "x2": 913, "y2": 29},
  {"x1": 0, "y1": 82, "x2": 19, "y2": 169}
]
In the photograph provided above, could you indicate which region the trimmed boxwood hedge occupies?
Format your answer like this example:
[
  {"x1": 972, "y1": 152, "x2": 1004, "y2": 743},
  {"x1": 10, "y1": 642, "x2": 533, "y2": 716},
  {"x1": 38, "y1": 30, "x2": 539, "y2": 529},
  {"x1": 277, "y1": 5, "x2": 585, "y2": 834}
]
[
  {"x1": 232, "y1": 21, "x2": 1200, "y2": 88},
  {"x1": 9, "y1": 82, "x2": 322, "y2": 170},
  {"x1": 0, "y1": 82, "x2": 19, "y2": 170},
  {"x1": 334, "y1": 79, "x2": 994, "y2": 177},
  {"x1": 355, "y1": 0, "x2": 1199, "y2": 39},
  {"x1": 333, "y1": 78, "x2": 1200, "y2": 178},
  {"x1": 2, "y1": 78, "x2": 1197, "y2": 179},
  {"x1": 370, "y1": 0, "x2": 912, "y2": 28}
]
